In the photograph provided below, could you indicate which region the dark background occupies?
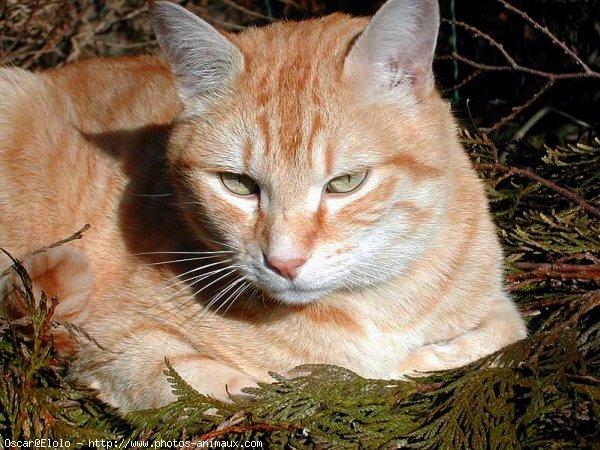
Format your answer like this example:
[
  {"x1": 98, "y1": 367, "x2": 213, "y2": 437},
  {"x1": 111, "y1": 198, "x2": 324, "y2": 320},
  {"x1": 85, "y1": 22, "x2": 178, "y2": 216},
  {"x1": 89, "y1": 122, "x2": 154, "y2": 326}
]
[{"x1": 1, "y1": 0, "x2": 598, "y2": 141}]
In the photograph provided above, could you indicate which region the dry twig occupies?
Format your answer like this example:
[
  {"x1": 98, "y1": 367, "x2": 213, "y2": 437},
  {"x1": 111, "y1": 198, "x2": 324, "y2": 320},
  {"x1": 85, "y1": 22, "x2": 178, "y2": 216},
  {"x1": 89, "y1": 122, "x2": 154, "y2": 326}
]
[
  {"x1": 443, "y1": 0, "x2": 599, "y2": 131},
  {"x1": 508, "y1": 262, "x2": 600, "y2": 283},
  {"x1": 475, "y1": 163, "x2": 600, "y2": 220},
  {"x1": 479, "y1": 79, "x2": 555, "y2": 133},
  {"x1": 0, "y1": 224, "x2": 91, "y2": 280},
  {"x1": 220, "y1": 0, "x2": 274, "y2": 21}
]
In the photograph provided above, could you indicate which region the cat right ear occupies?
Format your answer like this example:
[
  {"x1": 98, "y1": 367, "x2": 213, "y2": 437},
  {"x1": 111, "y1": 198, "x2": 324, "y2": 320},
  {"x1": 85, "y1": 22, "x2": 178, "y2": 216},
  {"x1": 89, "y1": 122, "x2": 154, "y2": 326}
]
[
  {"x1": 344, "y1": 0, "x2": 440, "y2": 99},
  {"x1": 149, "y1": 1, "x2": 244, "y2": 103}
]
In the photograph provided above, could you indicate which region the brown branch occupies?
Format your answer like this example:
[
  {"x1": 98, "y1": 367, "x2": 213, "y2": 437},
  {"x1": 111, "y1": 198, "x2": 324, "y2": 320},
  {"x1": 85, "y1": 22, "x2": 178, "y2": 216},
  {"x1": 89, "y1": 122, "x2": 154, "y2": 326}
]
[
  {"x1": 440, "y1": 1, "x2": 600, "y2": 130},
  {"x1": 474, "y1": 163, "x2": 600, "y2": 220},
  {"x1": 497, "y1": 0, "x2": 592, "y2": 74},
  {"x1": 519, "y1": 298, "x2": 571, "y2": 311},
  {"x1": 513, "y1": 262, "x2": 600, "y2": 274},
  {"x1": 3, "y1": 0, "x2": 42, "y2": 56},
  {"x1": 479, "y1": 79, "x2": 555, "y2": 132},
  {"x1": 31, "y1": 224, "x2": 90, "y2": 256},
  {"x1": 509, "y1": 271, "x2": 599, "y2": 283},
  {"x1": 220, "y1": 0, "x2": 275, "y2": 22},
  {"x1": 442, "y1": 18, "x2": 517, "y2": 66},
  {"x1": 566, "y1": 373, "x2": 600, "y2": 385},
  {"x1": 450, "y1": 53, "x2": 599, "y2": 80},
  {"x1": 508, "y1": 262, "x2": 600, "y2": 285},
  {"x1": 275, "y1": 0, "x2": 304, "y2": 9},
  {"x1": 195, "y1": 423, "x2": 300, "y2": 442},
  {"x1": 1, "y1": 224, "x2": 91, "y2": 280},
  {"x1": 187, "y1": 5, "x2": 247, "y2": 31},
  {"x1": 441, "y1": 69, "x2": 482, "y2": 94}
]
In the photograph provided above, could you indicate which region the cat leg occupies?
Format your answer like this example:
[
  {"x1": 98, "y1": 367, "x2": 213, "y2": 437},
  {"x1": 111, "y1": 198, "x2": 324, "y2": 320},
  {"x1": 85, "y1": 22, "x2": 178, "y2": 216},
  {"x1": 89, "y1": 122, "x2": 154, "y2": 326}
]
[
  {"x1": 0, "y1": 246, "x2": 93, "y2": 355},
  {"x1": 1, "y1": 246, "x2": 93, "y2": 308},
  {"x1": 398, "y1": 297, "x2": 527, "y2": 375},
  {"x1": 74, "y1": 330, "x2": 259, "y2": 412}
]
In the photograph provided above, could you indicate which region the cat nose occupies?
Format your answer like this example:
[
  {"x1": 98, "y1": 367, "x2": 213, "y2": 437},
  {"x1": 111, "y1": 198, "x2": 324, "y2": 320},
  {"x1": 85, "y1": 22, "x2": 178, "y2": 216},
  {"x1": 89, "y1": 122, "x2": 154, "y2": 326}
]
[{"x1": 265, "y1": 256, "x2": 307, "y2": 281}]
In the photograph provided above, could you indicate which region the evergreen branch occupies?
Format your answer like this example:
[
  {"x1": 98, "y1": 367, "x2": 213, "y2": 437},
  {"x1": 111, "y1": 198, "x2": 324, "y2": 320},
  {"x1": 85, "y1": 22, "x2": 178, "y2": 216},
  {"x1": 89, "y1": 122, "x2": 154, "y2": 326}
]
[
  {"x1": 195, "y1": 423, "x2": 301, "y2": 442},
  {"x1": 475, "y1": 163, "x2": 600, "y2": 220}
]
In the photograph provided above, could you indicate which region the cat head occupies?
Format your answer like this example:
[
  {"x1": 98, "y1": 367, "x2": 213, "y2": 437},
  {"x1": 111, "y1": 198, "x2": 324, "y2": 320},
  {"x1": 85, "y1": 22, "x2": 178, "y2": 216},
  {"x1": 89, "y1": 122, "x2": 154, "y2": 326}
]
[{"x1": 151, "y1": 0, "x2": 455, "y2": 305}]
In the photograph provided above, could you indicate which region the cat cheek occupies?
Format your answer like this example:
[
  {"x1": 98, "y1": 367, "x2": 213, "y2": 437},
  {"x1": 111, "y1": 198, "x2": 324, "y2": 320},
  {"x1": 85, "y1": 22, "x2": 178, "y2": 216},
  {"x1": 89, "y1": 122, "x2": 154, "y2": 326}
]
[{"x1": 188, "y1": 188, "x2": 253, "y2": 248}]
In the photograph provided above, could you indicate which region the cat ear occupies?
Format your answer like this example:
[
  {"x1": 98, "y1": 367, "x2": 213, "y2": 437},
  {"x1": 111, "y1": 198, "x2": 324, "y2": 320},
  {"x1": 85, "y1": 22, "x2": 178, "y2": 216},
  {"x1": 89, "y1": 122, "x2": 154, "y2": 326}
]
[
  {"x1": 149, "y1": 1, "x2": 244, "y2": 101},
  {"x1": 345, "y1": 0, "x2": 440, "y2": 96}
]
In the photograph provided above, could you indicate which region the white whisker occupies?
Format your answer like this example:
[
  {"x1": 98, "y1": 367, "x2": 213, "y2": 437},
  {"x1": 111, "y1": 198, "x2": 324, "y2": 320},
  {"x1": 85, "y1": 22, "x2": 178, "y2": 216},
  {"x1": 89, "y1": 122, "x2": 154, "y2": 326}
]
[
  {"x1": 154, "y1": 266, "x2": 242, "y2": 321},
  {"x1": 163, "y1": 259, "x2": 233, "y2": 291},
  {"x1": 184, "y1": 268, "x2": 240, "y2": 306},
  {"x1": 220, "y1": 281, "x2": 251, "y2": 316},
  {"x1": 202, "y1": 238, "x2": 239, "y2": 252},
  {"x1": 205, "y1": 277, "x2": 245, "y2": 313},
  {"x1": 131, "y1": 250, "x2": 234, "y2": 257},
  {"x1": 147, "y1": 255, "x2": 229, "y2": 266}
]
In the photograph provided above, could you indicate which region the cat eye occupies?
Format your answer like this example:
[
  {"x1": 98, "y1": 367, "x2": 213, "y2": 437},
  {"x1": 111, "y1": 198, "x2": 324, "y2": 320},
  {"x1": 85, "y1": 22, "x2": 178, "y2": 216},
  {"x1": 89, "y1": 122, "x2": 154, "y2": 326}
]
[
  {"x1": 220, "y1": 172, "x2": 260, "y2": 196},
  {"x1": 326, "y1": 171, "x2": 367, "y2": 194}
]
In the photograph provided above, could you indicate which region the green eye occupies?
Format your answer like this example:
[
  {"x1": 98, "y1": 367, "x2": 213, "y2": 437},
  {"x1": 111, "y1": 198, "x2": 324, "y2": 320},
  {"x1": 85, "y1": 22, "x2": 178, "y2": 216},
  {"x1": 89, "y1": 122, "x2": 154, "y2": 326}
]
[
  {"x1": 220, "y1": 172, "x2": 260, "y2": 196},
  {"x1": 326, "y1": 171, "x2": 367, "y2": 194}
]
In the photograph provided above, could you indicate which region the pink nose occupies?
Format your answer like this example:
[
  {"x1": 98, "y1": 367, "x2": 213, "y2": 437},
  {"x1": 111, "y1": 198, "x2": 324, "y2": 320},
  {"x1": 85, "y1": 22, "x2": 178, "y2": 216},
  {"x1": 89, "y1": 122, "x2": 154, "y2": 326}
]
[{"x1": 266, "y1": 256, "x2": 307, "y2": 281}]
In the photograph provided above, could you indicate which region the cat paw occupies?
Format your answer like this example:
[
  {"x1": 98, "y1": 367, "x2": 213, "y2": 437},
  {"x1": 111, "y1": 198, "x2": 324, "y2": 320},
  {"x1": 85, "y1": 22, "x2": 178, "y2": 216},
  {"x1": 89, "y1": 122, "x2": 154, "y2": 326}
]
[
  {"x1": 397, "y1": 343, "x2": 475, "y2": 376},
  {"x1": 226, "y1": 376, "x2": 260, "y2": 401},
  {"x1": 170, "y1": 356, "x2": 261, "y2": 403}
]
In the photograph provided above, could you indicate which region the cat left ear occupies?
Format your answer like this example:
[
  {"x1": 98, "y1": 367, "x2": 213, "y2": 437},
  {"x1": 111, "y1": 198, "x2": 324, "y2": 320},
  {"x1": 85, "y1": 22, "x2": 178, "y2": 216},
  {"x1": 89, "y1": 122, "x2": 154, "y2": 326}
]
[
  {"x1": 150, "y1": 1, "x2": 244, "y2": 102},
  {"x1": 344, "y1": 0, "x2": 440, "y2": 97}
]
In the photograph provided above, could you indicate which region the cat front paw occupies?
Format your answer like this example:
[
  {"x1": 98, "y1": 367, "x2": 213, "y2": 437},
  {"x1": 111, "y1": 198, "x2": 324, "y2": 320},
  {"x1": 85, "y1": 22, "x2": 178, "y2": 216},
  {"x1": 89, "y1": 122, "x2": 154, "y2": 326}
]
[
  {"x1": 170, "y1": 356, "x2": 261, "y2": 403},
  {"x1": 225, "y1": 375, "x2": 260, "y2": 401},
  {"x1": 397, "y1": 343, "x2": 478, "y2": 377}
]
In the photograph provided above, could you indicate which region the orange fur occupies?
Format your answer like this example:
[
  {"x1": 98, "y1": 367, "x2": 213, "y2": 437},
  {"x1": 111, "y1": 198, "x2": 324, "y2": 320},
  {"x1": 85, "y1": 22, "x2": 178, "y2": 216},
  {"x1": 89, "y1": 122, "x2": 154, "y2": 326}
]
[{"x1": 0, "y1": 0, "x2": 526, "y2": 411}]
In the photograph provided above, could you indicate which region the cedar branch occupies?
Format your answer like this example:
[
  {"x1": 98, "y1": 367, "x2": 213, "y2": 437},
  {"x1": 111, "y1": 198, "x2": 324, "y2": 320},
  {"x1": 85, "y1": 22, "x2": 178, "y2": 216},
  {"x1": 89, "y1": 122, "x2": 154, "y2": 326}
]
[
  {"x1": 475, "y1": 163, "x2": 600, "y2": 219},
  {"x1": 195, "y1": 423, "x2": 301, "y2": 442}
]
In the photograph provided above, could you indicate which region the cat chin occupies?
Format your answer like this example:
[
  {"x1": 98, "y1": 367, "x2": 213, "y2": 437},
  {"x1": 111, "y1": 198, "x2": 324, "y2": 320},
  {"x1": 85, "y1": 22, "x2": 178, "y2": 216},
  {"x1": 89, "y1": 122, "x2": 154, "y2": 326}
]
[{"x1": 270, "y1": 287, "x2": 333, "y2": 305}]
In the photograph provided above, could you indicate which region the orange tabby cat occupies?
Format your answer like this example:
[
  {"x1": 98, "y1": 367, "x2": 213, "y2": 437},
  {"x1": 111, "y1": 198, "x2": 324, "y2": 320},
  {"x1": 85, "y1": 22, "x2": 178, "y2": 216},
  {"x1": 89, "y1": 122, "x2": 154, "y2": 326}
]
[{"x1": 0, "y1": 0, "x2": 526, "y2": 411}]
